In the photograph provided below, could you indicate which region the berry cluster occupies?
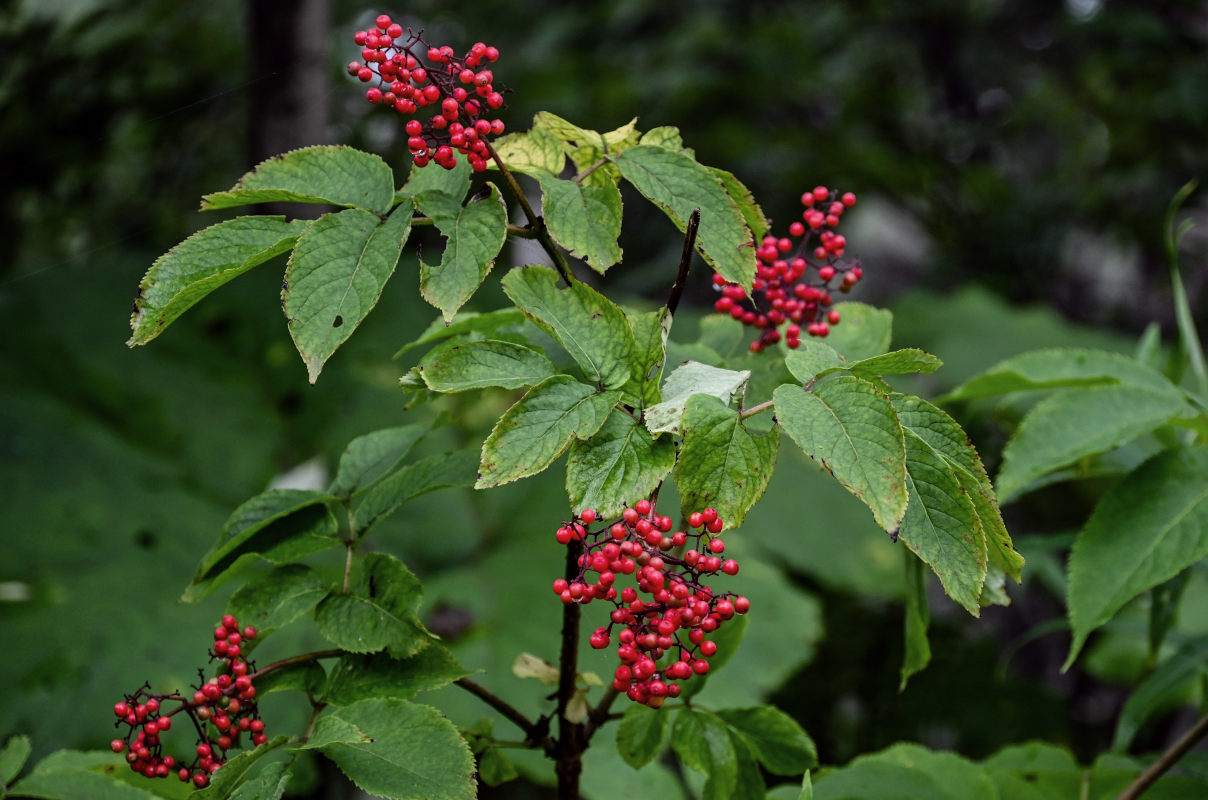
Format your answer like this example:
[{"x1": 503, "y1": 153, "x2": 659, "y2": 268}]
[
  {"x1": 110, "y1": 615, "x2": 266, "y2": 788},
  {"x1": 713, "y1": 186, "x2": 865, "y2": 352},
  {"x1": 347, "y1": 14, "x2": 505, "y2": 171},
  {"x1": 552, "y1": 502, "x2": 750, "y2": 708}
]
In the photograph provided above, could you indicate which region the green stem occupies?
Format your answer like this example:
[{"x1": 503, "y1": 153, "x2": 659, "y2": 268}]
[{"x1": 741, "y1": 399, "x2": 775, "y2": 419}]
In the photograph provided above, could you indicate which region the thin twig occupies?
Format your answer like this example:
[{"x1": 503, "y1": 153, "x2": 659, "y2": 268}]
[
  {"x1": 583, "y1": 685, "x2": 620, "y2": 742},
  {"x1": 1114, "y1": 710, "x2": 1208, "y2": 800},
  {"x1": 483, "y1": 139, "x2": 574, "y2": 284},
  {"x1": 249, "y1": 649, "x2": 344, "y2": 682},
  {"x1": 666, "y1": 208, "x2": 701, "y2": 316},
  {"x1": 454, "y1": 678, "x2": 543, "y2": 741}
]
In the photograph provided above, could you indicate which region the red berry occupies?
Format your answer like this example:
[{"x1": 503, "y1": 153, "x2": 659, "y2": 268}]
[
  {"x1": 375, "y1": 14, "x2": 391, "y2": 30},
  {"x1": 111, "y1": 739, "x2": 125, "y2": 753}
]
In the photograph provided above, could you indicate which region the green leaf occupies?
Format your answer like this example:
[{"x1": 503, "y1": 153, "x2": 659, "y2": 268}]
[
  {"x1": 1113, "y1": 633, "x2": 1208, "y2": 751},
  {"x1": 324, "y1": 645, "x2": 470, "y2": 705},
  {"x1": 1065, "y1": 447, "x2": 1208, "y2": 667},
  {"x1": 192, "y1": 489, "x2": 338, "y2": 590},
  {"x1": 224, "y1": 761, "x2": 291, "y2": 800},
  {"x1": 671, "y1": 708, "x2": 738, "y2": 800},
  {"x1": 774, "y1": 377, "x2": 908, "y2": 533},
  {"x1": 784, "y1": 341, "x2": 848, "y2": 384},
  {"x1": 501, "y1": 265, "x2": 635, "y2": 389},
  {"x1": 814, "y1": 744, "x2": 995, "y2": 800},
  {"x1": 490, "y1": 125, "x2": 567, "y2": 175},
  {"x1": 330, "y1": 425, "x2": 427, "y2": 498},
  {"x1": 415, "y1": 185, "x2": 508, "y2": 322},
  {"x1": 0, "y1": 735, "x2": 31, "y2": 786},
  {"x1": 995, "y1": 382, "x2": 1187, "y2": 502},
  {"x1": 616, "y1": 704, "x2": 668, "y2": 770},
  {"x1": 1149, "y1": 571, "x2": 1191, "y2": 661},
  {"x1": 227, "y1": 564, "x2": 330, "y2": 633},
  {"x1": 476, "y1": 375, "x2": 619, "y2": 489},
  {"x1": 823, "y1": 303, "x2": 893, "y2": 361},
  {"x1": 981, "y1": 742, "x2": 1081, "y2": 800},
  {"x1": 716, "y1": 706, "x2": 818, "y2": 775},
  {"x1": 254, "y1": 659, "x2": 327, "y2": 698},
  {"x1": 11, "y1": 767, "x2": 164, "y2": 800},
  {"x1": 201, "y1": 145, "x2": 396, "y2": 214},
  {"x1": 640, "y1": 126, "x2": 691, "y2": 155},
  {"x1": 534, "y1": 171, "x2": 623, "y2": 273},
  {"x1": 645, "y1": 361, "x2": 751, "y2": 436},
  {"x1": 189, "y1": 736, "x2": 289, "y2": 799},
  {"x1": 354, "y1": 449, "x2": 479, "y2": 535},
  {"x1": 283, "y1": 205, "x2": 412, "y2": 383},
  {"x1": 419, "y1": 339, "x2": 556, "y2": 392},
  {"x1": 674, "y1": 395, "x2": 778, "y2": 528},
  {"x1": 677, "y1": 613, "x2": 749, "y2": 702},
  {"x1": 297, "y1": 716, "x2": 373, "y2": 750},
  {"x1": 476, "y1": 747, "x2": 518, "y2": 787},
  {"x1": 314, "y1": 698, "x2": 476, "y2": 800},
  {"x1": 725, "y1": 735, "x2": 768, "y2": 800},
  {"x1": 622, "y1": 307, "x2": 671, "y2": 410},
  {"x1": 898, "y1": 428, "x2": 987, "y2": 616},
  {"x1": 698, "y1": 315, "x2": 747, "y2": 365},
  {"x1": 394, "y1": 309, "x2": 528, "y2": 357},
  {"x1": 128, "y1": 216, "x2": 309, "y2": 346},
  {"x1": 566, "y1": 409, "x2": 677, "y2": 517},
  {"x1": 848, "y1": 349, "x2": 943, "y2": 379},
  {"x1": 900, "y1": 550, "x2": 932, "y2": 689},
  {"x1": 397, "y1": 157, "x2": 472, "y2": 203},
  {"x1": 708, "y1": 168, "x2": 770, "y2": 242},
  {"x1": 940, "y1": 348, "x2": 1177, "y2": 403},
  {"x1": 314, "y1": 553, "x2": 429, "y2": 657},
  {"x1": 609, "y1": 146, "x2": 755, "y2": 290},
  {"x1": 891, "y1": 394, "x2": 1022, "y2": 583}
]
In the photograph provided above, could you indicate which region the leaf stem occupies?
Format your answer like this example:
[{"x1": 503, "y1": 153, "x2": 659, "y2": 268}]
[
  {"x1": 454, "y1": 678, "x2": 546, "y2": 746},
  {"x1": 248, "y1": 649, "x2": 344, "y2": 683},
  {"x1": 1114, "y1": 709, "x2": 1208, "y2": 800},
  {"x1": 573, "y1": 158, "x2": 607, "y2": 185},
  {"x1": 483, "y1": 139, "x2": 574, "y2": 285},
  {"x1": 740, "y1": 399, "x2": 775, "y2": 419},
  {"x1": 666, "y1": 208, "x2": 701, "y2": 316}
]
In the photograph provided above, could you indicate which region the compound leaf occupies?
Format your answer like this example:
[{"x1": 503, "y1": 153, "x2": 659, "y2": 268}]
[
  {"x1": 774, "y1": 376, "x2": 908, "y2": 534},
  {"x1": 419, "y1": 340, "x2": 555, "y2": 393},
  {"x1": 283, "y1": 205, "x2": 413, "y2": 383},
  {"x1": 313, "y1": 698, "x2": 476, "y2": 800},
  {"x1": 476, "y1": 376, "x2": 619, "y2": 489},
  {"x1": 566, "y1": 409, "x2": 676, "y2": 517},
  {"x1": 129, "y1": 216, "x2": 309, "y2": 346},
  {"x1": 415, "y1": 185, "x2": 508, "y2": 322},
  {"x1": 675, "y1": 395, "x2": 778, "y2": 528},
  {"x1": 610, "y1": 146, "x2": 755, "y2": 290},
  {"x1": 501, "y1": 265, "x2": 635, "y2": 389},
  {"x1": 202, "y1": 145, "x2": 395, "y2": 214}
]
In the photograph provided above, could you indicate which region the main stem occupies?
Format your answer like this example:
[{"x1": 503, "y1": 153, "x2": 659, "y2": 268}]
[{"x1": 556, "y1": 539, "x2": 584, "y2": 800}]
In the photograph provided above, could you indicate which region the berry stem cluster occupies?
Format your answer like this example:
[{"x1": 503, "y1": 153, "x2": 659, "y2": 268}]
[
  {"x1": 714, "y1": 186, "x2": 865, "y2": 352},
  {"x1": 110, "y1": 616, "x2": 266, "y2": 788},
  {"x1": 552, "y1": 502, "x2": 750, "y2": 708},
  {"x1": 348, "y1": 14, "x2": 505, "y2": 171}
]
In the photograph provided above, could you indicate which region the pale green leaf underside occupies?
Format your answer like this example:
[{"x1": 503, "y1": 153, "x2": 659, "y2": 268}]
[
  {"x1": 645, "y1": 360, "x2": 751, "y2": 436},
  {"x1": 476, "y1": 375, "x2": 620, "y2": 489},
  {"x1": 416, "y1": 185, "x2": 508, "y2": 322},
  {"x1": 899, "y1": 430, "x2": 988, "y2": 616},
  {"x1": 419, "y1": 339, "x2": 556, "y2": 392},
  {"x1": 284, "y1": 205, "x2": 412, "y2": 383},
  {"x1": 1065, "y1": 447, "x2": 1208, "y2": 668},
  {"x1": 996, "y1": 383, "x2": 1187, "y2": 502},
  {"x1": 535, "y1": 171, "x2": 623, "y2": 273},
  {"x1": 128, "y1": 216, "x2": 309, "y2": 346},
  {"x1": 774, "y1": 377, "x2": 908, "y2": 533},
  {"x1": 610, "y1": 145, "x2": 755, "y2": 290},
  {"x1": 202, "y1": 145, "x2": 396, "y2": 214},
  {"x1": 501, "y1": 265, "x2": 635, "y2": 389},
  {"x1": 566, "y1": 409, "x2": 676, "y2": 517},
  {"x1": 315, "y1": 698, "x2": 476, "y2": 800},
  {"x1": 675, "y1": 395, "x2": 778, "y2": 528}
]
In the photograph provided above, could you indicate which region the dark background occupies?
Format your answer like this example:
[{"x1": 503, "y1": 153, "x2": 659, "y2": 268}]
[{"x1": 2, "y1": 1, "x2": 1207, "y2": 796}]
